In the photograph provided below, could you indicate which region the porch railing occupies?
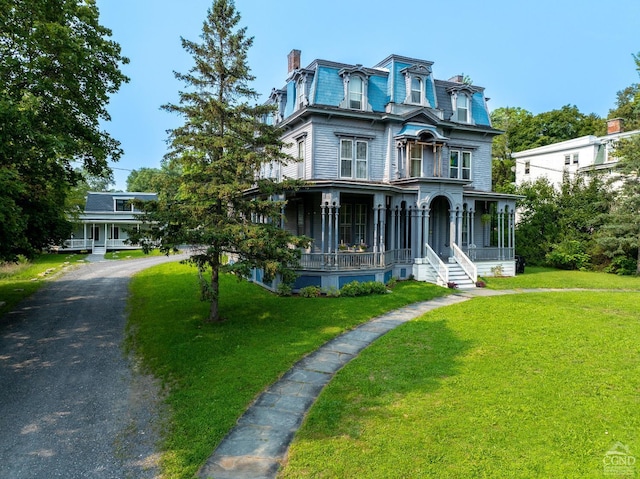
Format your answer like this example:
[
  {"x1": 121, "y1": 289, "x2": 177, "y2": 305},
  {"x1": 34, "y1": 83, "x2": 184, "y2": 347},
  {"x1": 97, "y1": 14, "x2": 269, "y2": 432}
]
[
  {"x1": 425, "y1": 244, "x2": 448, "y2": 285},
  {"x1": 452, "y1": 242, "x2": 477, "y2": 283},
  {"x1": 465, "y1": 247, "x2": 515, "y2": 261},
  {"x1": 299, "y1": 248, "x2": 411, "y2": 271}
]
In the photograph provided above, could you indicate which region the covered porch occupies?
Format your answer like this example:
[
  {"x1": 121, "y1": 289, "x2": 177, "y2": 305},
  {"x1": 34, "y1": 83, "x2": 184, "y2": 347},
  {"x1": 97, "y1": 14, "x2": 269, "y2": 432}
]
[{"x1": 276, "y1": 184, "x2": 517, "y2": 291}]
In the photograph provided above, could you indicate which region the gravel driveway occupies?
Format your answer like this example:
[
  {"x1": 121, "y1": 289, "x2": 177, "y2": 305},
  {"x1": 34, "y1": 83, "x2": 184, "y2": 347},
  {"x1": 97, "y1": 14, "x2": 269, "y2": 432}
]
[{"x1": 0, "y1": 254, "x2": 186, "y2": 479}]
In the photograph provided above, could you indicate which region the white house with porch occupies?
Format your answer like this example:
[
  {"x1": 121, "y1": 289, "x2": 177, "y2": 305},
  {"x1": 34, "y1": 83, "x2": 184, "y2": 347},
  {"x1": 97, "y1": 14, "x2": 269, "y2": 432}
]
[
  {"x1": 60, "y1": 192, "x2": 157, "y2": 254},
  {"x1": 249, "y1": 51, "x2": 519, "y2": 290}
]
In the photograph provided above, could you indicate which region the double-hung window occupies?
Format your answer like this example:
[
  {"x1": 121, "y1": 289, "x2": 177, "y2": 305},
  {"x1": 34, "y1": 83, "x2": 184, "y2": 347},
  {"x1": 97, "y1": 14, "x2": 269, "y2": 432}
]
[
  {"x1": 348, "y1": 76, "x2": 364, "y2": 110},
  {"x1": 410, "y1": 144, "x2": 423, "y2": 177},
  {"x1": 452, "y1": 93, "x2": 470, "y2": 122},
  {"x1": 450, "y1": 150, "x2": 472, "y2": 179},
  {"x1": 410, "y1": 77, "x2": 422, "y2": 104},
  {"x1": 115, "y1": 199, "x2": 133, "y2": 211},
  {"x1": 340, "y1": 139, "x2": 368, "y2": 179},
  {"x1": 297, "y1": 138, "x2": 305, "y2": 178}
]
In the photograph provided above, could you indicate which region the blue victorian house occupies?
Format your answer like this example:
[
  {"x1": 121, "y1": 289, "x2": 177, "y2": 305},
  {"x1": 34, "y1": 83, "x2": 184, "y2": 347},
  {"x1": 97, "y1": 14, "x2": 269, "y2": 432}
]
[{"x1": 251, "y1": 51, "x2": 518, "y2": 290}]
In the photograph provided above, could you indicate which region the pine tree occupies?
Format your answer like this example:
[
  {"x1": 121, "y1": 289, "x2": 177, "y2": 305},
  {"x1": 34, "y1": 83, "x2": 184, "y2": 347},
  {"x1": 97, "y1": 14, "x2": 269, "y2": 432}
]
[{"x1": 138, "y1": 0, "x2": 307, "y2": 321}]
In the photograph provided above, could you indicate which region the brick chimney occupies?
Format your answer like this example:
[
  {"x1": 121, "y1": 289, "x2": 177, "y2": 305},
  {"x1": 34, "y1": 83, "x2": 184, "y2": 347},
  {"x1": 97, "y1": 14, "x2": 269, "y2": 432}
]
[
  {"x1": 448, "y1": 74, "x2": 464, "y2": 83},
  {"x1": 288, "y1": 49, "x2": 301, "y2": 74},
  {"x1": 607, "y1": 118, "x2": 624, "y2": 135}
]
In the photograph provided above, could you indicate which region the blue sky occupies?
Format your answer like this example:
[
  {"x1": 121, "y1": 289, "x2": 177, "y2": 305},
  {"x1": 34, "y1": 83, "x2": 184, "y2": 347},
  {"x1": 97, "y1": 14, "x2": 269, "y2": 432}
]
[{"x1": 95, "y1": 0, "x2": 640, "y2": 190}]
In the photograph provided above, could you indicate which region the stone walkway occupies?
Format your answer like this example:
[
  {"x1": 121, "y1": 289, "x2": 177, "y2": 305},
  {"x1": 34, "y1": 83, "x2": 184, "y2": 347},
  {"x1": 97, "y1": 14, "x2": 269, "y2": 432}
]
[{"x1": 198, "y1": 288, "x2": 512, "y2": 479}]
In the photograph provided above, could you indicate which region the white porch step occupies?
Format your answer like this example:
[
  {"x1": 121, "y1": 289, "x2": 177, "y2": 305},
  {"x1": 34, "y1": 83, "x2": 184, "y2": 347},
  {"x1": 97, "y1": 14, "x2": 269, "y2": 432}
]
[
  {"x1": 92, "y1": 246, "x2": 107, "y2": 255},
  {"x1": 447, "y1": 263, "x2": 475, "y2": 289}
]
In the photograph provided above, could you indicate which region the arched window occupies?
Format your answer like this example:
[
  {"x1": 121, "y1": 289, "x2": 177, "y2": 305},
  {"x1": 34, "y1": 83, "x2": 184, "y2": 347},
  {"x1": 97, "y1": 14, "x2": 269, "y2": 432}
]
[{"x1": 453, "y1": 93, "x2": 470, "y2": 122}]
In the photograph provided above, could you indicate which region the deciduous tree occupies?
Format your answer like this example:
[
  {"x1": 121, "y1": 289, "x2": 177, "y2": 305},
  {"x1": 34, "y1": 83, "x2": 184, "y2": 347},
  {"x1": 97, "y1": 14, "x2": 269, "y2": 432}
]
[{"x1": 0, "y1": 0, "x2": 128, "y2": 259}]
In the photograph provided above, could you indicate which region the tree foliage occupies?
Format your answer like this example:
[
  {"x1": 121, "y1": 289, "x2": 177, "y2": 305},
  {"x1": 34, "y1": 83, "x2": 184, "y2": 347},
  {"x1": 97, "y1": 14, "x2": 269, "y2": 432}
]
[
  {"x1": 0, "y1": 0, "x2": 128, "y2": 259},
  {"x1": 607, "y1": 52, "x2": 640, "y2": 130},
  {"x1": 515, "y1": 175, "x2": 612, "y2": 267},
  {"x1": 133, "y1": 0, "x2": 308, "y2": 322},
  {"x1": 126, "y1": 167, "x2": 163, "y2": 192},
  {"x1": 491, "y1": 105, "x2": 605, "y2": 191}
]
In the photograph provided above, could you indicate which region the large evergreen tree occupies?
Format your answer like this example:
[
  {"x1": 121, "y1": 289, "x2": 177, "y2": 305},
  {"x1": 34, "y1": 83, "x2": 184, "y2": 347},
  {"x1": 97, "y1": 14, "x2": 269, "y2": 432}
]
[
  {"x1": 136, "y1": 0, "x2": 307, "y2": 322},
  {"x1": 0, "y1": 0, "x2": 128, "y2": 260},
  {"x1": 597, "y1": 52, "x2": 640, "y2": 274}
]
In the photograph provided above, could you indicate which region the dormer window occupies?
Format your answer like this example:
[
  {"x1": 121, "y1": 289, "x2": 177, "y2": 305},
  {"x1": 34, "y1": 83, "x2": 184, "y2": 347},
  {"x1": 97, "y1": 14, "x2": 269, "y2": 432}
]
[
  {"x1": 296, "y1": 75, "x2": 308, "y2": 110},
  {"x1": 401, "y1": 63, "x2": 433, "y2": 107},
  {"x1": 115, "y1": 198, "x2": 133, "y2": 212},
  {"x1": 453, "y1": 92, "x2": 470, "y2": 122},
  {"x1": 348, "y1": 75, "x2": 364, "y2": 109},
  {"x1": 410, "y1": 77, "x2": 422, "y2": 104},
  {"x1": 339, "y1": 66, "x2": 371, "y2": 111}
]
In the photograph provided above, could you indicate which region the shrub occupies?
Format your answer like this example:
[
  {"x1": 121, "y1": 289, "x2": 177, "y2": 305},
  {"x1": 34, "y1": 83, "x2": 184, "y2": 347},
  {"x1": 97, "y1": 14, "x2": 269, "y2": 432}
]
[
  {"x1": 340, "y1": 280, "x2": 387, "y2": 297},
  {"x1": 323, "y1": 286, "x2": 340, "y2": 297},
  {"x1": 475, "y1": 280, "x2": 486, "y2": 288},
  {"x1": 605, "y1": 255, "x2": 638, "y2": 276},
  {"x1": 276, "y1": 282, "x2": 292, "y2": 296},
  {"x1": 299, "y1": 285, "x2": 321, "y2": 298},
  {"x1": 386, "y1": 277, "x2": 398, "y2": 289},
  {"x1": 545, "y1": 239, "x2": 591, "y2": 270},
  {"x1": 490, "y1": 265, "x2": 504, "y2": 277}
]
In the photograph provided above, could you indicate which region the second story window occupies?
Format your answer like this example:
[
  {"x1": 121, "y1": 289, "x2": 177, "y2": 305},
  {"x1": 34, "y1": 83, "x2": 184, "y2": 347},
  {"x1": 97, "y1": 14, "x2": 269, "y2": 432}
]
[
  {"x1": 115, "y1": 199, "x2": 133, "y2": 211},
  {"x1": 450, "y1": 150, "x2": 472, "y2": 179},
  {"x1": 297, "y1": 138, "x2": 305, "y2": 178},
  {"x1": 410, "y1": 143, "x2": 423, "y2": 177},
  {"x1": 525, "y1": 161, "x2": 530, "y2": 174},
  {"x1": 348, "y1": 76, "x2": 364, "y2": 110},
  {"x1": 340, "y1": 139, "x2": 368, "y2": 180}
]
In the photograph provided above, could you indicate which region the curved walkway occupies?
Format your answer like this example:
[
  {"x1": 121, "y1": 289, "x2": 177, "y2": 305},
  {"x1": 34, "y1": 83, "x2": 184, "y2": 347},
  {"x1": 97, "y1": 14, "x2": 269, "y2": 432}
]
[{"x1": 198, "y1": 287, "x2": 514, "y2": 479}]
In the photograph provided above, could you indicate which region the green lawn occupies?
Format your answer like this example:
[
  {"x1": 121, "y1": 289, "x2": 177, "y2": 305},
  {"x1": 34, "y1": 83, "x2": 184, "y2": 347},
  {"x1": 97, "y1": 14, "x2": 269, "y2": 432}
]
[
  {"x1": 126, "y1": 263, "x2": 448, "y2": 478},
  {"x1": 485, "y1": 265, "x2": 640, "y2": 290},
  {"x1": 105, "y1": 249, "x2": 164, "y2": 260},
  {"x1": 0, "y1": 253, "x2": 86, "y2": 316},
  {"x1": 280, "y1": 291, "x2": 640, "y2": 478}
]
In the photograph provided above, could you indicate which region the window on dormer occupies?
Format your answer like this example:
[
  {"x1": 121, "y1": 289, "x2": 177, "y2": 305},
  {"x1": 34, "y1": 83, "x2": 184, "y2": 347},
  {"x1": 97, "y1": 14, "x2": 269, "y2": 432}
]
[
  {"x1": 410, "y1": 77, "x2": 422, "y2": 104},
  {"x1": 454, "y1": 93, "x2": 469, "y2": 122},
  {"x1": 348, "y1": 76, "x2": 364, "y2": 110},
  {"x1": 115, "y1": 199, "x2": 132, "y2": 211},
  {"x1": 296, "y1": 78, "x2": 306, "y2": 110}
]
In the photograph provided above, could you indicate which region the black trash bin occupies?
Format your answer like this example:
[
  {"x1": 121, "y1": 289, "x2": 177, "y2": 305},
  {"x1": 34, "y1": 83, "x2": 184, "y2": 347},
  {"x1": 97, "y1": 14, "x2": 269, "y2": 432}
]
[{"x1": 515, "y1": 255, "x2": 525, "y2": 274}]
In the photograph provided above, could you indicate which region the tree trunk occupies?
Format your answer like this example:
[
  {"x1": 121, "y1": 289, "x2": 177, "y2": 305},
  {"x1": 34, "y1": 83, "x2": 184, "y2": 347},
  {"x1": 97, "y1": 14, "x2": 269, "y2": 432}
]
[
  {"x1": 637, "y1": 244, "x2": 640, "y2": 276},
  {"x1": 208, "y1": 258, "x2": 221, "y2": 322}
]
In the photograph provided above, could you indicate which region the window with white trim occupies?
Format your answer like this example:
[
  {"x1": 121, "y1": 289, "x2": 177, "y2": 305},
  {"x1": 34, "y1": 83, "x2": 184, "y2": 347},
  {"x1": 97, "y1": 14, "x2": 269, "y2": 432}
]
[
  {"x1": 450, "y1": 150, "x2": 472, "y2": 179},
  {"x1": 564, "y1": 154, "x2": 571, "y2": 165},
  {"x1": 348, "y1": 76, "x2": 364, "y2": 110},
  {"x1": 296, "y1": 78, "x2": 305, "y2": 109},
  {"x1": 339, "y1": 203, "x2": 368, "y2": 246},
  {"x1": 452, "y1": 93, "x2": 470, "y2": 122},
  {"x1": 115, "y1": 198, "x2": 133, "y2": 211},
  {"x1": 410, "y1": 77, "x2": 422, "y2": 104},
  {"x1": 340, "y1": 139, "x2": 368, "y2": 179},
  {"x1": 524, "y1": 161, "x2": 530, "y2": 174},
  {"x1": 573, "y1": 153, "x2": 579, "y2": 164},
  {"x1": 410, "y1": 143, "x2": 423, "y2": 177},
  {"x1": 297, "y1": 138, "x2": 305, "y2": 178}
]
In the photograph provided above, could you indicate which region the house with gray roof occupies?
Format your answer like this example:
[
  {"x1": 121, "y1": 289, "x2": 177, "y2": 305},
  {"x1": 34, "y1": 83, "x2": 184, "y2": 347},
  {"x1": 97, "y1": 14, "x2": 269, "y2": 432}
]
[
  {"x1": 60, "y1": 192, "x2": 157, "y2": 254},
  {"x1": 249, "y1": 51, "x2": 519, "y2": 290}
]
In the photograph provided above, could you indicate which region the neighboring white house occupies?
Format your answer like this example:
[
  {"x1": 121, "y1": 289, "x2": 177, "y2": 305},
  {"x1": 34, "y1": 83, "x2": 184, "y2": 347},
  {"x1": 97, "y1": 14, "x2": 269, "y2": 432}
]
[
  {"x1": 59, "y1": 192, "x2": 157, "y2": 254},
  {"x1": 513, "y1": 118, "x2": 639, "y2": 189}
]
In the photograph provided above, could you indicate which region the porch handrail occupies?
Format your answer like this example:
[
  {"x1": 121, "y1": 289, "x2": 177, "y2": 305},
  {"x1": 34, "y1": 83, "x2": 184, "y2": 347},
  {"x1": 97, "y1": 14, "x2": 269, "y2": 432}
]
[
  {"x1": 424, "y1": 243, "x2": 448, "y2": 285},
  {"x1": 452, "y1": 242, "x2": 477, "y2": 283}
]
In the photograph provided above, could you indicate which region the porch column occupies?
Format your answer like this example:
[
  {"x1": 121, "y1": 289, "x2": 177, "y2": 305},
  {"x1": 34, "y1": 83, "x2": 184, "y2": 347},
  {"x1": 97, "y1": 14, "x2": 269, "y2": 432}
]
[
  {"x1": 449, "y1": 210, "x2": 456, "y2": 258},
  {"x1": 104, "y1": 224, "x2": 108, "y2": 249},
  {"x1": 424, "y1": 210, "x2": 430, "y2": 255},
  {"x1": 390, "y1": 206, "x2": 397, "y2": 251},
  {"x1": 456, "y1": 208, "x2": 463, "y2": 246},
  {"x1": 498, "y1": 208, "x2": 504, "y2": 260},
  {"x1": 469, "y1": 208, "x2": 475, "y2": 247},
  {"x1": 404, "y1": 206, "x2": 410, "y2": 251},
  {"x1": 373, "y1": 205, "x2": 379, "y2": 253},
  {"x1": 333, "y1": 204, "x2": 340, "y2": 254},
  {"x1": 411, "y1": 207, "x2": 418, "y2": 258},
  {"x1": 321, "y1": 203, "x2": 327, "y2": 253},
  {"x1": 328, "y1": 204, "x2": 333, "y2": 253},
  {"x1": 510, "y1": 210, "x2": 516, "y2": 254},
  {"x1": 379, "y1": 204, "x2": 386, "y2": 254},
  {"x1": 83, "y1": 224, "x2": 87, "y2": 249},
  {"x1": 416, "y1": 207, "x2": 423, "y2": 258}
]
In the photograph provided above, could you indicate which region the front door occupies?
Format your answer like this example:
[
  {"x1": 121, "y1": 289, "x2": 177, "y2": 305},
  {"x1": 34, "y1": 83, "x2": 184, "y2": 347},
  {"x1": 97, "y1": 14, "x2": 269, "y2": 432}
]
[{"x1": 93, "y1": 226, "x2": 100, "y2": 244}]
